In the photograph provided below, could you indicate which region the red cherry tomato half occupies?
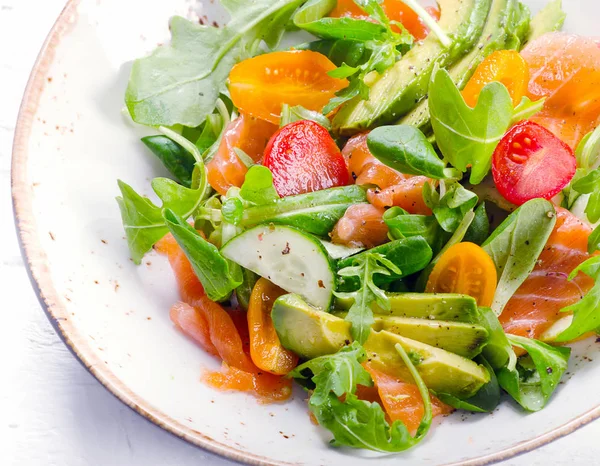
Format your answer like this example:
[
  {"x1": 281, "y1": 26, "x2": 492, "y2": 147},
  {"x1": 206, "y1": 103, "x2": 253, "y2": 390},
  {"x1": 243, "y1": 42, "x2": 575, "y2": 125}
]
[
  {"x1": 263, "y1": 120, "x2": 350, "y2": 197},
  {"x1": 492, "y1": 121, "x2": 576, "y2": 206}
]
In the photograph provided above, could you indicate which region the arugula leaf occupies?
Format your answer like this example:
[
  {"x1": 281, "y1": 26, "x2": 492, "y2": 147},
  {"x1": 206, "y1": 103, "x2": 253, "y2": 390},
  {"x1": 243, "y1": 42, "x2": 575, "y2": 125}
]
[
  {"x1": 576, "y1": 125, "x2": 600, "y2": 170},
  {"x1": 367, "y1": 125, "x2": 448, "y2": 179},
  {"x1": 337, "y1": 237, "x2": 433, "y2": 291},
  {"x1": 141, "y1": 136, "x2": 196, "y2": 187},
  {"x1": 434, "y1": 356, "x2": 500, "y2": 413},
  {"x1": 126, "y1": 1, "x2": 305, "y2": 127},
  {"x1": 554, "y1": 256, "x2": 600, "y2": 342},
  {"x1": 292, "y1": 342, "x2": 433, "y2": 452},
  {"x1": 427, "y1": 181, "x2": 479, "y2": 233},
  {"x1": 572, "y1": 169, "x2": 600, "y2": 223},
  {"x1": 482, "y1": 199, "x2": 556, "y2": 316},
  {"x1": 116, "y1": 176, "x2": 205, "y2": 264},
  {"x1": 429, "y1": 68, "x2": 514, "y2": 185},
  {"x1": 280, "y1": 104, "x2": 332, "y2": 130},
  {"x1": 497, "y1": 334, "x2": 570, "y2": 412},
  {"x1": 335, "y1": 253, "x2": 402, "y2": 343},
  {"x1": 477, "y1": 307, "x2": 517, "y2": 371},
  {"x1": 510, "y1": 96, "x2": 546, "y2": 125},
  {"x1": 163, "y1": 209, "x2": 242, "y2": 301},
  {"x1": 294, "y1": 0, "x2": 413, "y2": 113},
  {"x1": 463, "y1": 203, "x2": 490, "y2": 246},
  {"x1": 290, "y1": 342, "x2": 372, "y2": 404}
]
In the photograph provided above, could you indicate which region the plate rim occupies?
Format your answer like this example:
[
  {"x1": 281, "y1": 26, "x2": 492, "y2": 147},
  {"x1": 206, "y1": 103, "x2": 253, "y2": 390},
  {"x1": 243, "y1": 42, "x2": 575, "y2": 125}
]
[{"x1": 10, "y1": 1, "x2": 600, "y2": 465}]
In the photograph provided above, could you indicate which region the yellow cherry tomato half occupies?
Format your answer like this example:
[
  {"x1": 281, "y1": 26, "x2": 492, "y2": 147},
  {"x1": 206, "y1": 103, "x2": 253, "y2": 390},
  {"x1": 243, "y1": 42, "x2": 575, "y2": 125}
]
[
  {"x1": 461, "y1": 50, "x2": 530, "y2": 108},
  {"x1": 426, "y1": 242, "x2": 497, "y2": 307},
  {"x1": 248, "y1": 278, "x2": 299, "y2": 375},
  {"x1": 228, "y1": 50, "x2": 348, "y2": 124}
]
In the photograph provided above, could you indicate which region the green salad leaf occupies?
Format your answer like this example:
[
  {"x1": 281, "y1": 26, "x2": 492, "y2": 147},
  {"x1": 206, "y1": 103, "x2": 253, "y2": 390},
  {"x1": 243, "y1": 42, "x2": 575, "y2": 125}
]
[
  {"x1": 141, "y1": 136, "x2": 196, "y2": 187},
  {"x1": 429, "y1": 68, "x2": 514, "y2": 185},
  {"x1": 291, "y1": 342, "x2": 433, "y2": 452},
  {"x1": 294, "y1": 0, "x2": 413, "y2": 113},
  {"x1": 497, "y1": 334, "x2": 570, "y2": 412},
  {"x1": 482, "y1": 199, "x2": 556, "y2": 316},
  {"x1": 572, "y1": 169, "x2": 600, "y2": 223},
  {"x1": 337, "y1": 237, "x2": 433, "y2": 291},
  {"x1": 510, "y1": 96, "x2": 546, "y2": 125},
  {"x1": 116, "y1": 175, "x2": 206, "y2": 264},
  {"x1": 280, "y1": 104, "x2": 332, "y2": 130},
  {"x1": 163, "y1": 209, "x2": 242, "y2": 301},
  {"x1": 290, "y1": 342, "x2": 372, "y2": 404},
  {"x1": 367, "y1": 125, "x2": 448, "y2": 179},
  {"x1": 434, "y1": 356, "x2": 500, "y2": 413},
  {"x1": 576, "y1": 125, "x2": 600, "y2": 170},
  {"x1": 589, "y1": 225, "x2": 600, "y2": 255},
  {"x1": 463, "y1": 203, "x2": 490, "y2": 246},
  {"x1": 477, "y1": 307, "x2": 517, "y2": 371},
  {"x1": 335, "y1": 253, "x2": 402, "y2": 343},
  {"x1": 297, "y1": 39, "x2": 367, "y2": 68},
  {"x1": 383, "y1": 207, "x2": 448, "y2": 254},
  {"x1": 126, "y1": 0, "x2": 306, "y2": 127},
  {"x1": 425, "y1": 181, "x2": 479, "y2": 234},
  {"x1": 239, "y1": 166, "x2": 280, "y2": 205},
  {"x1": 554, "y1": 256, "x2": 600, "y2": 342}
]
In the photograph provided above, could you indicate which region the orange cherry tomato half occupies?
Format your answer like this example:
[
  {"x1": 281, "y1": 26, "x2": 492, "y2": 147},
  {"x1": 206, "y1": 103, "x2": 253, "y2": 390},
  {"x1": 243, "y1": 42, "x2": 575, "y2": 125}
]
[
  {"x1": 248, "y1": 278, "x2": 299, "y2": 375},
  {"x1": 330, "y1": 0, "x2": 440, "y2": 41},
  {"x1": 492, "y1": 120, "x2": 576, "y2": 206},
  {"x1": 206, "y1": 113, "x2": 277, "y2": 196},
  {"x1": 426, "y1": 242, "x2": 497, "y2": 307},
  {"x1": 228, "y1": 50, "x2": 348, "y2": 124},
  {"x1": 461, "y1": 50, "x2": 530, "y2": 108},
  {"x1": 263, "y1": 120, "x2": 350, "y2": 197}
]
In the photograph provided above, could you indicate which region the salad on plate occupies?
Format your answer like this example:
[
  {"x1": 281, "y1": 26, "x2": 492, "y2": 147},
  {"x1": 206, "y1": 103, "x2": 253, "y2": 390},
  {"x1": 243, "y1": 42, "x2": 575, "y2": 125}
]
[{"x1": 117, "y1": 0, "x2": 600, "y2": 453}]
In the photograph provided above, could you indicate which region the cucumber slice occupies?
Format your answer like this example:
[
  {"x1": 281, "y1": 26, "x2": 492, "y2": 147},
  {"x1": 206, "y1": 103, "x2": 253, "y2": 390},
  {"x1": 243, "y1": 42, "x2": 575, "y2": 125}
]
[
  {"x1": 221, "y1": 225, "x2": 334, "y2": 309},
  {"x1": 319, "y1": 239, "x2": 364, "y2": 260}
]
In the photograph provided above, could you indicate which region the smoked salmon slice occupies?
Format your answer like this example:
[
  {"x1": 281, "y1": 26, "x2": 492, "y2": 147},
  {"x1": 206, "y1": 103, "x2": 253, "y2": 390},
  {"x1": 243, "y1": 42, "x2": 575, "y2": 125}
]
[
  {"x1": 158, "y1": 234, "x2": 292, "y2": 402},
  {"x1": 206, "y1": 113, "x2": 277, "y2": 196},
  {"x1": 331, "y1": 203, "x2": 389, "y2": 248},
  {"x1": 500, "y1": 208, "x2": 596, "y2": 340},
  {"x1": 521, "y1": 33, "x2": 600, "y2": 150},
  {"x1": 364, "y1": 363, "x2": 452, "y2": 435}
]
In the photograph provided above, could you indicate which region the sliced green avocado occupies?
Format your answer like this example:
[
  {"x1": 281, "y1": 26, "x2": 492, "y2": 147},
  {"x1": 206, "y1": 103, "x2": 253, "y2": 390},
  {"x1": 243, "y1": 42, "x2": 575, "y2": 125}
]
[
  {"x1": 272, "y1": 294, "x2": 351, "y2": 360},
  {"x1": 336, "y1": 292, "x2": 480, "y2": 323},
  {"x1": 525, "y1": 0, "x2": 565, "y2": 44},
  {"x1": 272, "y1": 294, "x2": 490, "y2": 398},
  {"x1": 332, "y1": 0, "x2": 493, "y2": 135},
  {"x1": 400, "y1": 0, "x2": 527, "y2": 130},
  {"x1": 366, "y1": 331, "x2": 490, "y2": 398},
  {"x1": 376, "y1": 317, "x2": 488, "y2": 359},
  {"x1": 331, "y1": 312, "x2": 489, "y2": 358}
]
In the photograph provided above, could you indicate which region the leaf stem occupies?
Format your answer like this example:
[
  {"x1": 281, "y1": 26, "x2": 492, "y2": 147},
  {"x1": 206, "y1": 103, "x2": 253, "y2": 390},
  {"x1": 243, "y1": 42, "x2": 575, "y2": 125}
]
[
  {"x1": 400, "y1": 0, "x2": 451, "y2": 47},
  {"x1": 395, "y1": 343, "x2": 432, "y2": 439},
  {"x1": 158, "y1": 126, "x2": 203, "y2": 165}
]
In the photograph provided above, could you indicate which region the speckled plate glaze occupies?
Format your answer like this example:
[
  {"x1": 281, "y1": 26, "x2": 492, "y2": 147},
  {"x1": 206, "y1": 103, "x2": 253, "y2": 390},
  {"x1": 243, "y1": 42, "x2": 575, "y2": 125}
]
[{"x1": 11, "y1": 1, "x2": 600, "y2": 464}]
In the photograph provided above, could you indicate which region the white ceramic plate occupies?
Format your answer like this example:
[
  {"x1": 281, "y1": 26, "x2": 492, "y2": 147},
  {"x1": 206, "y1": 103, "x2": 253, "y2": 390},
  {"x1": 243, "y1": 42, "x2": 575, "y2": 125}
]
[{"x1": 12, "y1": 1, "x2": 600, "y2": 465}]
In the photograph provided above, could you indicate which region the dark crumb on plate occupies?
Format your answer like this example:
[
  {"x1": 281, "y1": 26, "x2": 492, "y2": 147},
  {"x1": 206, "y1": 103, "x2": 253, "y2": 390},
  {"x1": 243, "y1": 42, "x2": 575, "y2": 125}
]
[{"x1": 49, "y1": 232, "x2": 55, "y2": 240}]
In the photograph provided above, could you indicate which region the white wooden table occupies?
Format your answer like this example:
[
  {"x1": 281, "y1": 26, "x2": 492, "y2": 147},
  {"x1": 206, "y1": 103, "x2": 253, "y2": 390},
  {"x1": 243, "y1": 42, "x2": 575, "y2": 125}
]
[{"x1": 1, "y1": 1, "x2": 598, "y2": 465}]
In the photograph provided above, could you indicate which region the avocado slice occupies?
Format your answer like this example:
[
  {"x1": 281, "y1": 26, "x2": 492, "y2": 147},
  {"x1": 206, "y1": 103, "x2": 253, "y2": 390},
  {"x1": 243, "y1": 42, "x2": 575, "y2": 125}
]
[
  {"x1": 336, "y1": 292, "x2": 480, "y2": 323},
  {"x1": 366, "y1": 330, "x2": 490, "y2": 398},
  {"x1": 331, "y1": 312, "x2": 489, "y2": 358},
  {"x1": 400, "y1": 0, "x2": 529, "y2": 130},
  {"x1": 332, "y1": 0, "x2": 493, "y2": 135},
  {"x1": 272, "y1": 294, "x2": 490, "y2": 398},
  {"x1": 272, "y1": 294, "x2": 351, "y2": 360},
  {"x1": 525, "y1": 0, "x2": 565, "y2": 44}
]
